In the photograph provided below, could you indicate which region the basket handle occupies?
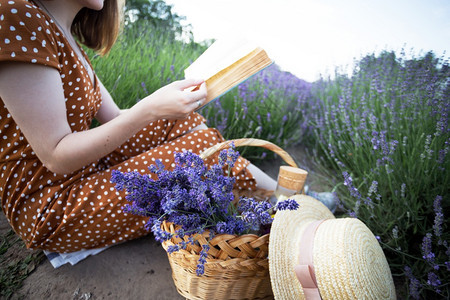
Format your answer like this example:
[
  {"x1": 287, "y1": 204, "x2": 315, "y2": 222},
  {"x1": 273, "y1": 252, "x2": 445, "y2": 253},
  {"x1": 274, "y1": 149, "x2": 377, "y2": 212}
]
[{"x1": 199, "y1": 138, "x2": 298, "y2": 168}]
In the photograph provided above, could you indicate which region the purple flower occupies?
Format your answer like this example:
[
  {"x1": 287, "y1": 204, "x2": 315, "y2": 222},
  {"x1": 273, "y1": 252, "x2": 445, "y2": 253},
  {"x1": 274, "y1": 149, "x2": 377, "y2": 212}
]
[
  {"x1": 241, "y1": 211, "x2": 258, "y2": 227},
  {"x1": 348, "y1": 211, "x2": 357, "y2": 218},
  {"x1": 342, "y1": 171, "x2": 362, "y2": 199},
  {"x1": 276, "y1": 199, "x2": 299, "y2": 210},
  {"x1": 404, "y1": 266, "x2": 422, "y2": 299},
  {"x1": 365, "y1": 180, "x2": 378, "y2": 207},
  {"x1": 167, "y1": 243, "x2": 185, "y2": 254},
  {"x1": 437, "y1": 148, "x2": 447, "y2": 166},
  {"x1": 328, "y1": 143, "x2": 335, "y2": 158},
  {"x1": 238, "y1": 197, "x2": 274, "y2": 230},
  {"x1": 196, "y1": 263, "x2": 205, "y2": 276},
  {"x1": 141, "y1": 81, "x2": 149, "y2": 94},
  {"x1": 112, "y1": 147, "x2": 281, "y2": 276},
  {"x1": 196, "y1": 244, "x2": 210, "y2": 276},
  {"x1": 215, "y1": 216, "x2": 246, "y2": 235},
  {"x1": 432, "y1": 195, "x2": 443, "y2": 238},
  {"x1": 427, "y1": 272, "x2": 441, "y2": 292},
  {"x1": 421, "y1": 233, "x2": 435, "y2": 265},
  {"x1": 392, "y1": 226, "x2": 399, "y2": 239},
  {"x1": 151, "y1": 220, "x2": 173, "y2": 243},
  {"x1": 400, "y1": 183, "x2": 406, "y2": 198}
]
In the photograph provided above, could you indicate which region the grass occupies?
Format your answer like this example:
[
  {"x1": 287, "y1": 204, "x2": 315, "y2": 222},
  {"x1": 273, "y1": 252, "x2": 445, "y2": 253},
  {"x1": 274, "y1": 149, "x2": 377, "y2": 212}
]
[
  {"x1": 0, "y1": 224, "x2": 45, "y2": 299},
  {"x1": 89, "y1": 23, "x2": 206, "y2": 109}
]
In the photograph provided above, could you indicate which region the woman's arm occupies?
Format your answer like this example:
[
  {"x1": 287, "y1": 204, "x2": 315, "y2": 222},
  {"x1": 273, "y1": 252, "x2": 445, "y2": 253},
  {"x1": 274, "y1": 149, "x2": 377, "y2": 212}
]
[
  {"x1": 0, "y1": 62, "x2": 206, "y2": 174},
  {"x1": 94, "y1": 79, "x2": 140, "y2": 124},
  {"x1": 94, "y1": 79, "x2": 122, "y2": 124}
]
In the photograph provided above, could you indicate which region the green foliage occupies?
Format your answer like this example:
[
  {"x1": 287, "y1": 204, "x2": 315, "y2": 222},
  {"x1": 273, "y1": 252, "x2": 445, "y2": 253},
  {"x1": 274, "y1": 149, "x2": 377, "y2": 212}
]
[
  {"x1": 0, "y1": 229, "x2": 45, "y2": 299},
  {"x1": 89, "y1": 23, "x2": 205, "y2": 109},
  {"x1": 200, "y1": 65, "x2": 313, "y2": 160},
  {"x1": 310, "y1": 50, "x2": 449, "y2": 299},
  {"x1": 124, "y1": 0, "x2": 188, "y2": 37}
]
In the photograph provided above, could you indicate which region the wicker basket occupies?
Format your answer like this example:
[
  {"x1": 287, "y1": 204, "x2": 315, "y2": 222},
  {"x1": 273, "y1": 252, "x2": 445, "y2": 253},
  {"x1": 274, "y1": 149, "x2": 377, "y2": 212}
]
[{"x1": 162, "y1": 138, "x2": 298, "y2": 300}]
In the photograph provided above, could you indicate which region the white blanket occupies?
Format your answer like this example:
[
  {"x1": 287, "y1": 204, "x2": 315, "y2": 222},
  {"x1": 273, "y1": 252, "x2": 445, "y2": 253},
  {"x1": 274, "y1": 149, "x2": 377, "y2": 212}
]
[{"x1": 44, "y1": 246, "x2": 109, "y2": 268}]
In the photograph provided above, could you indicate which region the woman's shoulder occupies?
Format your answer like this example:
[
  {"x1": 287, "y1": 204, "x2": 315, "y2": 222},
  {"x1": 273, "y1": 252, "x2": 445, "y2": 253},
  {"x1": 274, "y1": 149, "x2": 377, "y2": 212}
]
[
  {"x1": 0, "y1": 0, "x2": 38, "y2": 14},
  {"x1": 0, "y1": 0, "x2": 60, "y2": 67},
  {"x1": 0, "y1": 0, "x2": 52, "y2": 30}
]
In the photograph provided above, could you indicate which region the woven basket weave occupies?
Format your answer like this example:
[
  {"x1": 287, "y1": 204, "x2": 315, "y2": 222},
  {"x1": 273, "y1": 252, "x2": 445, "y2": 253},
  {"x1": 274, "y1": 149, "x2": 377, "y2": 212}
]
[{"x1": 162, "y1": 138, "x2": 298, "y2": 300}]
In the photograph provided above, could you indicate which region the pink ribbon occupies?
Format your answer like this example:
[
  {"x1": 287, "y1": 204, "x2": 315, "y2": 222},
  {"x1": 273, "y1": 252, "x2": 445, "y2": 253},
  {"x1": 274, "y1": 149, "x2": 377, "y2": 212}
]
[{"x1": 294, "y1": 219, "x2": 326, "y2": 300}]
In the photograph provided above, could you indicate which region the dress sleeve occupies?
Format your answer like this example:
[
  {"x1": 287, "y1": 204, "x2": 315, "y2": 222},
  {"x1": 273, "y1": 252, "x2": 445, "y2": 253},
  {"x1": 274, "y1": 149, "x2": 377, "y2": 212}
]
[{"x1": 0, "y1": 0, "x2": 60, "y2": 69}]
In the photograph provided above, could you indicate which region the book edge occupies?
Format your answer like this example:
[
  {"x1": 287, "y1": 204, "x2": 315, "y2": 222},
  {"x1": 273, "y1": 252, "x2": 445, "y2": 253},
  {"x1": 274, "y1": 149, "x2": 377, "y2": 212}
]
[{"x1": 196, "y1": 59, "x2": 274, "y2": 111}]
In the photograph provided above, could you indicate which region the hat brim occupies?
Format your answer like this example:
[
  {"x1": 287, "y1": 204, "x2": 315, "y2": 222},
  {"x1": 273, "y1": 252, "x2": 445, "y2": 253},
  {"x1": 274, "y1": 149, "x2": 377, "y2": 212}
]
[
  {"x1": 269, "y1": 195, "x2": 396, "y2": 299},
  {"x1": 269, "y1": 195, "x2": 335, "y2": 299},
  {"x1": 314, "y1": 218, "x2": 396, "y2": 299}
]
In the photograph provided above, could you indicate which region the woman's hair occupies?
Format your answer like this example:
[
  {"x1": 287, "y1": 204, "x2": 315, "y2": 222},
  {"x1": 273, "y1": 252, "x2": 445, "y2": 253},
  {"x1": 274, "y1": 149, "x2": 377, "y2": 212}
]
[{"x1": 71, "y1": 0, "x2": 125, "y2": 55}]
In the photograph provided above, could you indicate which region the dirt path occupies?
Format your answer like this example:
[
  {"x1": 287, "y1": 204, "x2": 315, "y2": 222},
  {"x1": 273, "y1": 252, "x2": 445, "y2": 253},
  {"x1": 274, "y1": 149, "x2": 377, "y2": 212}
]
[{"x1": 12, "y1": 231, "x2": 182, "y2": 300}]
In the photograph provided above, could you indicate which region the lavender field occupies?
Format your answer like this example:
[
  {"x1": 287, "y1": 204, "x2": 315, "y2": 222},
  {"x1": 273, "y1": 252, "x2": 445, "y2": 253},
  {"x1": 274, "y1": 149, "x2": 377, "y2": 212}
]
[
  {"x1": 201, "y1": 51, "x2": 449, "y2": 298},
  {"x1": 92, "y1": 25, "x2": 449, "y2": 298},
  {"x1": 308, "y1": 51, "x2": 449, "y2": 299}
]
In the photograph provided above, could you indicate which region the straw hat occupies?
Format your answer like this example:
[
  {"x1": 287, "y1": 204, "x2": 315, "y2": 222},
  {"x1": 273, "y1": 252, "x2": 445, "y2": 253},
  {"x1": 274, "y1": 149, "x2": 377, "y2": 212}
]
[{"x1": 269, "y1": 195, "x2": 396, "y2": 300}]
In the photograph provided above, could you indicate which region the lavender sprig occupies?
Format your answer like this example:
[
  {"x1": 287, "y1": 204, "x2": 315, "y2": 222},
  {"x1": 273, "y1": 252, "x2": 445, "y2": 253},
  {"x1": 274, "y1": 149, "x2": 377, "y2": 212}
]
[
  {"x1": 276, "y1": 199, "x2": 300, "y2": 210},
  {"x1": 404, "y1": 266, "x2": 422, "y2": 300},
  {"x1": 196, "y1": 244, "x2": 210, "y2": 276},
  {"x1": 112, "y1": 147, "x2": 299, "y2": 276}
]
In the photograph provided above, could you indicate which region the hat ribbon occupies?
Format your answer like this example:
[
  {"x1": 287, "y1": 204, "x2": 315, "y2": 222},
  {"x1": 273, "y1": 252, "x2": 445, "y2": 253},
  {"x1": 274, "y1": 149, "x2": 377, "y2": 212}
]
[{"x1": 294, "y1": 219, "x2": 326, "y2": 300}]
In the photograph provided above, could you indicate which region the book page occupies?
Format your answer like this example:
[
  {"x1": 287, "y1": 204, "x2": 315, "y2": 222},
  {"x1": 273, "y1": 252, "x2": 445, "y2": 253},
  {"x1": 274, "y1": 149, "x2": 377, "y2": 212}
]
[{"x1": 184, "y1": 38, "x2": 258, "y2": 81}]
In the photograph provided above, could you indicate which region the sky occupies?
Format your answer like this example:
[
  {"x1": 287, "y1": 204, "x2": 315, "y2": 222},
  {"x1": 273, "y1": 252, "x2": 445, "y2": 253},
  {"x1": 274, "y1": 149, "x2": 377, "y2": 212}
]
[{"x1": 165, "y1": 0, "x2": 450, "y2": 82}]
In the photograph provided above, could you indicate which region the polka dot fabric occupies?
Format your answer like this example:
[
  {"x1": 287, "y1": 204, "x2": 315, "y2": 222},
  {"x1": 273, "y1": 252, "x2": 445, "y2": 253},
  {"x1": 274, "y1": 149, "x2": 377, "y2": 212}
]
[{"x1": 0, "y1": 0, "x2": 256, "y2": 252}]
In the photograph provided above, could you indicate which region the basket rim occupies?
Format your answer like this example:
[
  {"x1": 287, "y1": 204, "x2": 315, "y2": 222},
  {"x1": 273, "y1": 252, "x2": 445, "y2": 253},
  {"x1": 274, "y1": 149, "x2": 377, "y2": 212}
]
[{"x1": 161, "y1": 221, "x2": 271, "y2": 262}]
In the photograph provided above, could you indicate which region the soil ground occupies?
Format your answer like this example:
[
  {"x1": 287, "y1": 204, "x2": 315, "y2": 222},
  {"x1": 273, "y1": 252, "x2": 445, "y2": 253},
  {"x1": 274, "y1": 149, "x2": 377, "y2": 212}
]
[{"x1": 1, "y1": 213, "x2": 181, "y2": 300}]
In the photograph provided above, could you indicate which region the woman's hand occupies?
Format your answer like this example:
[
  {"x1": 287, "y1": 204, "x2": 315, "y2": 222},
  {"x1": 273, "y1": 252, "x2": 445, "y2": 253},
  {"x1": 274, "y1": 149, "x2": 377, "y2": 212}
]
[
  {"x1": 138, "y1": 79, "x2": 207, "y2": 120},
  {"x1": 0, "y1": 61, "x2": 207, "y2": 174}
]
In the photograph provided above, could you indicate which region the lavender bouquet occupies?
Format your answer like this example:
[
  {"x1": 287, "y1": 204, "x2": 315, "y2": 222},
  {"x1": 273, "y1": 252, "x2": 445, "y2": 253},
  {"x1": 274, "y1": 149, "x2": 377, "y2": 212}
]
[{"x1": 111, "y1": 146, "x2": 298, "y2": 275}]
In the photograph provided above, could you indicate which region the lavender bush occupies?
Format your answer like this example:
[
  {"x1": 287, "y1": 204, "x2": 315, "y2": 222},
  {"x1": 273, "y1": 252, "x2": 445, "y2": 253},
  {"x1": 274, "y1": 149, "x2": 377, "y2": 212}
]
[
  {"x1": 111, "y1": 147, "x2": 298, "y2": 275},
  {"x1": 310, "y1": 51, "x2": 449, "y2": 298},
  {"x1": 200, "y1": 64, "x2": 314, "y2": 160}
]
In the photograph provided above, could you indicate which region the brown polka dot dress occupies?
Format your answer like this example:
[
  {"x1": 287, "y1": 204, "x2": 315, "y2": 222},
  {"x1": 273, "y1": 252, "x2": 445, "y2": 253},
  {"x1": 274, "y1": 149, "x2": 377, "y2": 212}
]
[{"x1": 0, "y1": 0, "x2": 256, "y2": 252}]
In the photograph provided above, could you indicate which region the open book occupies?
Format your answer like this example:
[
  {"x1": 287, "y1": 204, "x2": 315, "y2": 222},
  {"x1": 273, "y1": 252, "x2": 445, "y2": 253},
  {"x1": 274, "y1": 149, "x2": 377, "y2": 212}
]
[{"x1": 184, "y1": 38, "x2": 273, "y2": 109}]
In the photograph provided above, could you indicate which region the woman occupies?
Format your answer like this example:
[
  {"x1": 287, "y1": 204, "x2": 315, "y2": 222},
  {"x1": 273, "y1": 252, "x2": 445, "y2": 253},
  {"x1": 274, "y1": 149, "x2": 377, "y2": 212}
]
[{"x1": 0, "y1": 0, "x2": 275, "y2": 253}]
